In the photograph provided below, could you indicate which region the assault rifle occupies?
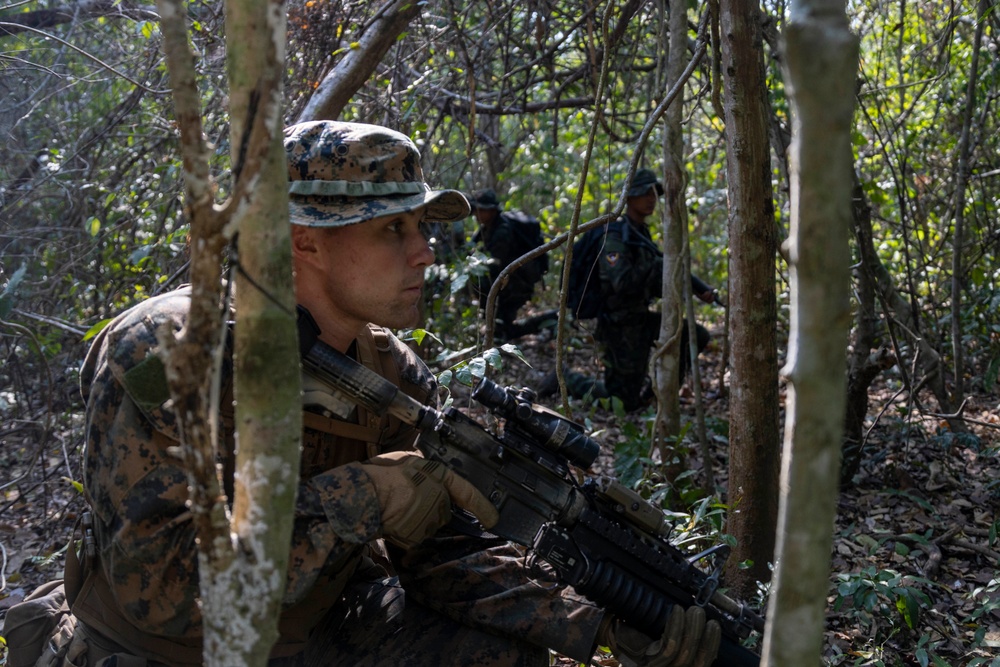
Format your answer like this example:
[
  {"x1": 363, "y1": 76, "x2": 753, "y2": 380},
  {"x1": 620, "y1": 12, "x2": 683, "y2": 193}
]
[{"x1": 299, "y1": 313, "x2": 764, "y2": 667}]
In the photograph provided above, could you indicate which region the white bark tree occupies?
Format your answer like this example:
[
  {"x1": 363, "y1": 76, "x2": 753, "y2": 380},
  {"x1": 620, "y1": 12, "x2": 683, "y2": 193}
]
[
  {"x1": 650, "y1": 0, "x2": 688, "y2": 458},
  {"x1": 154, "y1": 0, "x2": 299, "y2": 663},
  {"x1": 762, "y1": 0, "x2": 859, "y2": 664}
]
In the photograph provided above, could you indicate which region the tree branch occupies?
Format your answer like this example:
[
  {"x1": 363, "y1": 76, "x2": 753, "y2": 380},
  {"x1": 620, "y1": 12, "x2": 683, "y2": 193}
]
[
  {"x1": 0, "y1": 0, "x2": 157, "y2": 38},
  {"x1": 296, "y1": 0, "x2": 419, "y2": 122}
]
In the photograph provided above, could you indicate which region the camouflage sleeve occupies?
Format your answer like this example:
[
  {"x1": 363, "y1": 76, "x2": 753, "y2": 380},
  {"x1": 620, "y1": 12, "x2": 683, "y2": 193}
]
[
  {"x1": 691, "y1": 273, "x2": 712, "y2": 297},
  {"x1": 80, "y1": 290, "x2": 382, "y2": 638},
  {"x1": 391, "y1": 534, "x2": 604, "y2": 662}
]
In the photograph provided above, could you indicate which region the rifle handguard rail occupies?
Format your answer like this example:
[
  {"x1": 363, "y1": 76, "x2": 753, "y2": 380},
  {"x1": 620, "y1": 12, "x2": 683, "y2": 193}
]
[{"x1": 297, "y1": 322, "x2": 765, "y2": 667}]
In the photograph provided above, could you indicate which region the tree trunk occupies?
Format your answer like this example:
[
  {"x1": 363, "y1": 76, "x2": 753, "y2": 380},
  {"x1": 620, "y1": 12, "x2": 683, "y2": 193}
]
[
  {"x1": 218, "y1": 0, "x2": 301, "y2": 664},
  {"x1": 651, "y1": 0, "x2": 688, "y2": 462},
  {"x1": 948, "y1": 0, "x2": 986, "y2": 404},
  {"x1": 153, "y1": 0, "x2": 297, "y2": 663},
  {"x1": 851, "y1": 177, "x2": 962, "y2": 428},
  {"x1": 152, "y1": 4, "x2": 236, "y2": 658},
  {"x1": 840, "y1": 172, "x2": 896, "y2": 484},
  {"x1": 762, "y1": 2, "x2": 858, "y2": 666},
  {"x1": 718, "y1": 0, "x2": 780, "y2": 598},
  {"x1": 295, "y1": 0, "x2": 420, "y2": 122}
]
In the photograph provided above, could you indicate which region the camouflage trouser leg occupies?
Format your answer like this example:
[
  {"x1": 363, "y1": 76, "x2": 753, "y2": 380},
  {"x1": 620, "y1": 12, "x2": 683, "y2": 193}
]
[
  {"x1": 679, "y1": 320, "x2": 711, "y2": 379},
  {"x1": 493, "y1": 288, "x2": 533, "y2": 340},
  {"x1": 597, "y1": 313, "x2": 658, "y2": 411},
  {"x1": 562, "y1": 369, "x2": 608, "y2": 403},
  {"x1": 281, "y1": 577, "x2": 548, "y2": 667}
]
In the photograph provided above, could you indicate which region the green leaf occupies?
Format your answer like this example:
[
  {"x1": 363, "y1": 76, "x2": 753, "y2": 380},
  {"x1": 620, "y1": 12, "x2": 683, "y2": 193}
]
[
  {"x1": 454, "y1": 365, "x2": 472, "y2": 385},
  {"x1": 855, "y1": 533, "x2": 880, "y2": 553},
  {"x1": 82, "y1": 318, "x2": 114, "y2": 342},
  {"x1": 86, "y1": 216, "x2": 102, "y2": 236},
  {"x1": 469, "y1": 356, "x2": 487, "y2": 379},
  {"x1": 129, "y1": 245, "x2": 152, "y2": 265},
  {"x1": 500, "y1": 343, "x2": 529, "y2": 366},
  {"x1": 62, "y1": 477, "x2": 84, "y2": 494},
  {"x1": 482, "y1": 347, "x2": 502, "y2": 371},
  {"x1": 894, "y1": 588, "x2": 920, "y2": 628},
  {"x1": 0, "y1": 264, "x2": 27, "y2": 320}
]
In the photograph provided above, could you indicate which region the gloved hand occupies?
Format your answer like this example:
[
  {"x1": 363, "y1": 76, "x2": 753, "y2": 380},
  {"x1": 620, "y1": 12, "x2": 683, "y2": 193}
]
[
  {"x1": 600, "y1": 605, "x2": 722, "y2": 667},
  {"x1": 359, "y1": 451, "x2": 499, "y2": 549}
]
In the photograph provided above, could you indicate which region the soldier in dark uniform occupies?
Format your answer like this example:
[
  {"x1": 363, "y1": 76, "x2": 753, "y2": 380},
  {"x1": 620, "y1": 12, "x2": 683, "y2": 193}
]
[
  {"x1": 3, "y1": 123, "x2": 719, "y2": 667},
  {"x1": 469, "y1": 189, "x2": 549, "y2": 341},
  {"x1": 555, "y1": 169, "x2": 717, "y2": 412}
]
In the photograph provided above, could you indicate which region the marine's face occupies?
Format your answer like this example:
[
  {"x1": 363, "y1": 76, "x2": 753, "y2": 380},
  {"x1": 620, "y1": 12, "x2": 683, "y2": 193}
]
[{"x1": 306, "y1": 209, "x2": 435, "y2": 334}]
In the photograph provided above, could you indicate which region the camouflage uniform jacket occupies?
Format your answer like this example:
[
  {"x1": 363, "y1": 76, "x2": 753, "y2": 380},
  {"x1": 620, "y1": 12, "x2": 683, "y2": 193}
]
[
  {"x1": 77, "y1": 287, "x2": 602, "y2": 663},
  {"x1": 597, "y1": 216, "x2": 712, "y2": 323},
  {"x1": 597, "y1": 215, "x2": 664, "y2": 321}
]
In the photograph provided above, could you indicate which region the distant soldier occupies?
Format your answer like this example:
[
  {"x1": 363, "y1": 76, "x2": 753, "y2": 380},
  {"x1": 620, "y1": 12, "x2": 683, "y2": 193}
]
[
  {"x1": 549, "y1": 168, "x2": 717, "y2": 412},
  {"x1": 469, "y1": 188, "x2": 549, "y2": 340}
]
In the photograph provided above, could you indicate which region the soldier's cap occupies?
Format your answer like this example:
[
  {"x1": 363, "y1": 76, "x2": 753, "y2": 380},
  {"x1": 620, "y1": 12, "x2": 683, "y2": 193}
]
[
  {"x1": 469, "y1": 188, "x2": 501, "y2": 210},
  {"x1": 627, "y1": 168, "x2": 665, "y2": 198},
  {"x1": 285, "y1": 120, "x2": 469, "y2": 227}
]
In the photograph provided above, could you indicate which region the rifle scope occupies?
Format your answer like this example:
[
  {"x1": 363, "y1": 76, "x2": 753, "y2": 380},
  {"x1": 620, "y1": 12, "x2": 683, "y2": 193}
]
[{"x1": 472, "y1": 379, "x2": 600, "y2": 471}]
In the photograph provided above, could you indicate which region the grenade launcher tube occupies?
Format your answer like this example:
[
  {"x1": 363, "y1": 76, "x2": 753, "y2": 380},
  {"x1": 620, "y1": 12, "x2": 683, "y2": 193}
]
[{"x1": 299, "y1": 335, "x2": 762, "y2": 667}]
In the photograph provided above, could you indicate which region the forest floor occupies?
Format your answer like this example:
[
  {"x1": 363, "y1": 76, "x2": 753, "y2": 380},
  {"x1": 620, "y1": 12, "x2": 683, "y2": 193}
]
[{"x1": 1, "y1": 309, "x2": 999, "y2": 666}]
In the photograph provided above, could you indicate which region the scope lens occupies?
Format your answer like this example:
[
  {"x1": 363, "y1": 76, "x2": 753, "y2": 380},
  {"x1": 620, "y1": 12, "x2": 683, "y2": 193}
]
[{"x1": 471, "y1": 378, "x2": 510, "y2": 410}]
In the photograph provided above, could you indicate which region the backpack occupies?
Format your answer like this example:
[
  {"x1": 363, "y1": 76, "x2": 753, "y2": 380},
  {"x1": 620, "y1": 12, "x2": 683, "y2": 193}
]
[
  {"x1": 503, "y1": 211, "x2": 548, "y2": 285},
  {"x1": 565, "y1": 225, "x2": 608, "y2": 319},
  {"x1": 1, "y1": 579, "x2": 78, "y2": 667}
]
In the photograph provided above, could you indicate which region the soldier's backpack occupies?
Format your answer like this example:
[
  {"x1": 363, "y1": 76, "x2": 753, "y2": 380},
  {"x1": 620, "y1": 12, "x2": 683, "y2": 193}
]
[
  {"x1": 1, "y1": 579, "x2": 76, "y2": 667},
  {"x1": 565, "y1": 224, "x2": 610, "y2": 319},
  {"x1": 504, "y1": 211, "x2": 549, "y2": 285}
]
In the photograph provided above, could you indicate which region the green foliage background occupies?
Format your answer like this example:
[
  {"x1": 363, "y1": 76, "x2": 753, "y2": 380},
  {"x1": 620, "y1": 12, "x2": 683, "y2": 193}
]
[
  {"x1": 1, "y1": 0, "x2": 996, "y2": 434},
  {"x1": 1, "y1": 2, "x2": 998, "y2": 665}
]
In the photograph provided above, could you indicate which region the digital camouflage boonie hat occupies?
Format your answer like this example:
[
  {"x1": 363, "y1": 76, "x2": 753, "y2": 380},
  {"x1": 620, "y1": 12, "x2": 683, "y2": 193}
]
[
  {"x1": 627, "y1": 168, "x2": 665, "y2": 198},
  {"x1": 285, "y1": 120, "x2": 470, "y2": 227}
]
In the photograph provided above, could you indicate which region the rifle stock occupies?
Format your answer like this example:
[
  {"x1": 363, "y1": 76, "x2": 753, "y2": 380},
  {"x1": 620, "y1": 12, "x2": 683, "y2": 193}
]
[{"x1": 299, "y1": 319, "x2": 764, "y2": 667}]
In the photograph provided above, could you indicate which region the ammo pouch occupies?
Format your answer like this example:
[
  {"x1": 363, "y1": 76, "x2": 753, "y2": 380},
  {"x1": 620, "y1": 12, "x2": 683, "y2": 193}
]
[{"x1": 1, "y1": 579, "x2": 77, "y2": 667}]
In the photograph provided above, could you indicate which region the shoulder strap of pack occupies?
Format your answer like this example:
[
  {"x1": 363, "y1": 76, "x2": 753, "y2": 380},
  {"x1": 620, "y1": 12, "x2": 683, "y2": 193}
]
[
  {"x1": 619, "y1": 218, "x2": 663, "y2": 256},
  {"x1": 352, "y1": 326, "x2": 402, "y2": 458}
]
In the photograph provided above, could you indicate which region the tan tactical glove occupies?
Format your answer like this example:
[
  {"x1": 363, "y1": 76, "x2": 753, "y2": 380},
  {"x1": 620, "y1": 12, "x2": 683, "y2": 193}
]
[
  {"x1": 600, "y1": 605, "x2": 722, "y2": 667},
  {"x1": 359, "y1": 451, "x2": 499, "y2": 549}
]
